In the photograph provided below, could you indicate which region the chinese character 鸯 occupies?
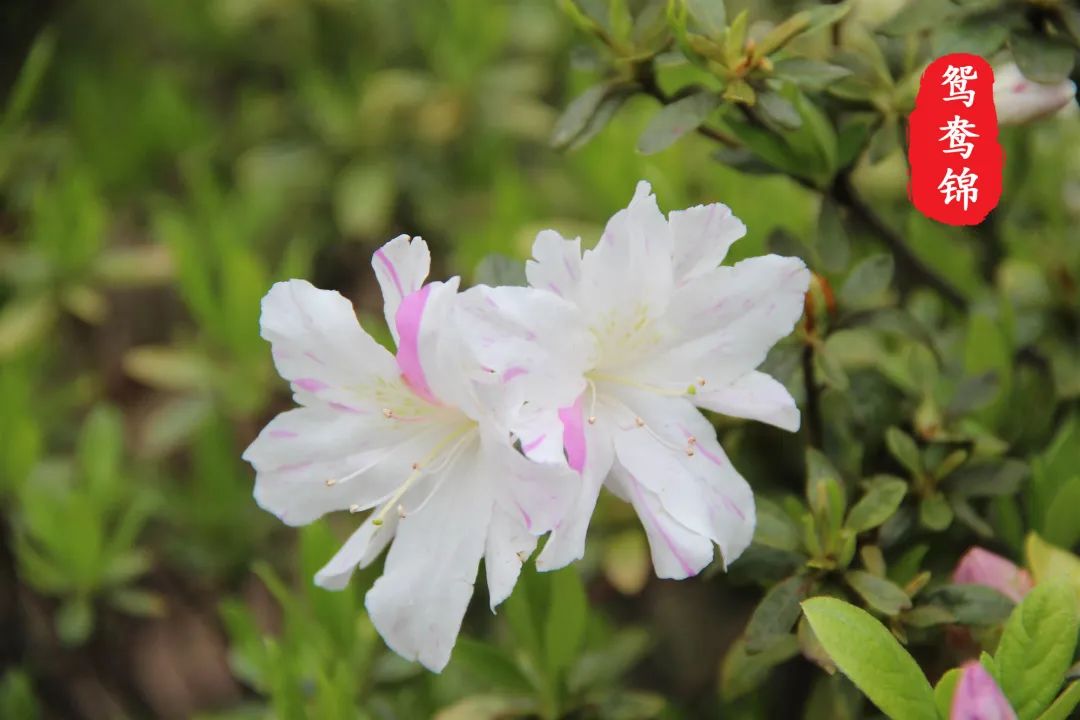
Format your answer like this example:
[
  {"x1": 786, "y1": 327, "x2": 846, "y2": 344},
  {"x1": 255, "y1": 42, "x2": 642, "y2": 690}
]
[
  {"x1": 942, "y1": 65, "x2": 977, "y2": 108},
  {"x1": 938, "y1": 167, "x2": 979, "y2": 210},
  {"x1": 938, "y1": 115, "x2": 979, "y2": 160}
]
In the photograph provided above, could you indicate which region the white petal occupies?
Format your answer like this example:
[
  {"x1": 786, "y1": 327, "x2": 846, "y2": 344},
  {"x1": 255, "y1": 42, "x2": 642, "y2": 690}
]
[
  {"x1": 314, "y1": 512, "x2": 398, "y2": 590},
  {"x1": 638, "y1": 254, "x2": 809, "y2": 389},
  {"x1": 669, "y1": 202, "x2": 746, "y2": 283},
  {"x1": 373, "y1": 235, "x2": 431, "y2": 344},
  {"x1": 535, "y1": 405, "x2": 616, "y2": 572},
  {"x1": 608, "y1": 390, "x2": 755, "y2": 567},
  {"x1": 694, "y1": 371, "x2": 800, "y2": 432},
  {"x1": 484, "y1": 507, "x2": 537, "y2": 610},
  {"x1": 365, "y1": 447, "x2": 492, "y2": 672},
  {"x1": 575, "y1": 182, "x2": 674, "y2": 340},
  {"x1": 245, "y1": 410, "x2": 447, "y2": 526},
  {"x1": 394, "y1": 277, "x2": 470, "y2": 410},
  {"x1": 482, "y1": 427, "x2": 578, "y2": 537},
  {"x1": 261, "y1": 280, "x2": 399, "y2": 405},
  {"x1": 526, "y1": 230, "x2": 583, "y2": 302},
  {"x1": 456, "y1": 284, "x2": 594, "y2": 415},
  {"x1": 608, "y1": 464, "x2": 715, "y2": 580}
]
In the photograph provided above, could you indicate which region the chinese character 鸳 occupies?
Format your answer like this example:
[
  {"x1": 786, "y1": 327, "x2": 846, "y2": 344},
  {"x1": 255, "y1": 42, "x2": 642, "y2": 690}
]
[{"x1": 942, "y1": 65, "x2": 977, "y2": 108}]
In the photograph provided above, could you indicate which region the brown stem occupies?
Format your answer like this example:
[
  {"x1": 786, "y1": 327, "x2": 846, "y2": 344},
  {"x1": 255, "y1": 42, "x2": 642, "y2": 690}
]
[
  {"x1": 833, "y1": 173, "x2": 968, "y2": 310},
  {"x1": 802, "y1": 341, "x2": 823, "y2": 448}
]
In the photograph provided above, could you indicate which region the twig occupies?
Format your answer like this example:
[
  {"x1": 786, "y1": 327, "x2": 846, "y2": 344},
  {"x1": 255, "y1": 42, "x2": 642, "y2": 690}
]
[
  {"x1": 833, "y1": 173, "x2": 968, "y2": 309},
  {"x1": 801, "y1": 341, "x2": 823, "y2": 448}
]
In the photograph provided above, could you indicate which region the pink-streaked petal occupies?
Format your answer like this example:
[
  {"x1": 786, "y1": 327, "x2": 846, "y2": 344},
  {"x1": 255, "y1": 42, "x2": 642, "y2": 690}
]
[
  {"x1": 637, "y1": 254, "x2": 809, "y2": 390},
  {"x1": 953, "y1": 547, "x2": 1033, "y2": 603},
  {"x1": 609, "y1": 464, "x2": 714, "y2": 580},
  {"x1": 365, "y1": 447, "x2": 491, "y2": 672},
  {"x1": 526, "y1": 230, "x2": 583, "y2": 302},
  {"x1": 694, "y1": 370, "x2": 801, "y2": 432},
  {"x1": 608, "y1": 390, "x2": 755, "y2": 567},
  {"x1": 482, "y1": 426, "x2": 578, "y2": 538},
  {"x1": 951, "y1": 662, "x2": 1017, "y2": 720},
  {"x1": 260, "y1": 279, "x2": 399, "y2": 407},
  {"x1": 535, "y1": 409, "x2": 616, "y2": 572},
  {"x1": 394, "y1": 285, "x2": 439, "y2": 405},
  {"x1": 456, "y1": 284, "x2": 594, "y2": 416},
  {"x1": 559, "y1": 393, "x2": 587, "y2": 473},
  {"x1": 372, "y1": 235, "x2": 431, "y2": 344},
  {"x1": 668, "y1": 201, "x2": 746, "y2": 284},
  {"x1": 484, "y1": 507, "x2": 538, "y2": 610}
]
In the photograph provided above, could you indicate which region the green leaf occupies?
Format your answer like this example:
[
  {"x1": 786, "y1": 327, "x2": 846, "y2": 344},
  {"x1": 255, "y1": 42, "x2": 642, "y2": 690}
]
[
  {"x1": 947, "y1": 460, "x2": 1028, "y2": 498},
  {"x1": 434, "y1": 695, "x2": 536, "y2": 720},
  {"x1": 934, "y1": 668, "x2": 961, "y2": 719},
  {"x1": 801, "y1": 597, "x2": 937, "y2": 720},
  {"x1": 56, "y1": 597, "x2": 94, "y2": 646},
  {"x1": 123, "y1": 345, "x2": 214, "y2": 391},
  {"x1": 919, "y1": 493, "x2": 953, "y2": 531},
  {"x1": 684, "y1": 0, "x2": 726, "y2": 36},
  {"x1": 772, "y1": 58, "x2": 852, "y2": 90},
  {"x1": 754, "y1": 497, "x2": 802, "y2": 552},
  {"x1": 452, "y1": 638, "x2": 533, "y2": 693},
  {"x1": 551, "y1": 84, "x2": 616, "y2": 150},
  {"x1": 637, "y1": 91, "x2": 720, "y2": 155},
  {"x1": 0, "y1": 668, "x2": 40, "y2": 720},
  {"x1": 995, "y1": 583, "x2": 1079, "y2": 720},
  {"x1": 1036, "y1": 681, "x2": 1080, "y2": 720},
  {"x1": 474, "y1": 253, "x2": 527, "y2": 287},
  {"x1": 923, "y1": 585, "x2": 1014, "y2": 626},
  {"x1": 816, "y1": 197, "x2": 851, "y2": 272},
  {"x1": 723, "y1": 78, "x2": 756, "y2": 105},
  {"x1": 846, "y1": 479, "x2": 907, "y2": 533},
  {"x1": 756, "y1": 89, "x2": 802, "y2": 131},
  {"x1": 845, "y1": 570, "x2": 911, "y2": 616},
  {"x1": 746, "y1": 575, "x2": 808, "y2": 653},
  {"x1": 569, "y1": 628, "x2": 651, "y2": 694},
  {"x1": 1011, "y1": 32, "x2": 1076, "y2": 84},
  {"x1": 1026, "y1": 533, "x2": 1080, "y2": 604},
  {"x1": 1043, "y1": 476, "x2": 1080, "y2": 549},
  {"x1": 720, "y1": 634, "x2": 800, "y2": 701},
  {"x1": 544, "y1": 566, "x2": 587, "y2": 677},
  {"x1": 885, "y1": 427, "x2": 922, "y2": 476},
  {"x1": 840, "y1": 254, "x2": 894, "y2": 309},
  {"x1": 333, "y1": 163, "x2": 394, "y2": 237}
]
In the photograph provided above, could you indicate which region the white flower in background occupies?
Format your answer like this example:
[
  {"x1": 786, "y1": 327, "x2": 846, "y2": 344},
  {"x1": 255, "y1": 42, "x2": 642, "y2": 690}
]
[
  {"x1": 994, "y1": 62, "x2": 1076, "y2": 126},
  {"x1": 524, "y1": 181, "x2": 809, "y2": 579},
  {"x1": 242, "y1": 235, "x2": 589, "y2": 671}
]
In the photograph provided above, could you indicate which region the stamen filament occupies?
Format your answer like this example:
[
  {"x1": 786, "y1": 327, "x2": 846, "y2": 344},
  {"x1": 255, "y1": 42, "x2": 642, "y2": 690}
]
[
  {"x1": 370, "y1": 424, "x2": 474, "y2": 526},
  {"x1": 589, "y1": 372, "x2": 691, "y2": 398}
]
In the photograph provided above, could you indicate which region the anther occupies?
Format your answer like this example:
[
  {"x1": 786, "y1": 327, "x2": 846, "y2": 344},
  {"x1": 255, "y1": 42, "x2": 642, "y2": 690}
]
[
  {"x1": 588, "y1": 416, "x2": 597, "y2": 424},
  {"x1": 349, "y1": 504, "x2": 361, "y2": 513},
  {"x1": 411, "y1": 462, "x2": 420, "y2": 470},
  {"x1": 687, "y1": 435, "x2": 697, "y2": 446},
  {"x1": 397, "y1": 504, "x2": 407, "y2": 518},
  {"x1": 382, "y1": 408, "x2": 394, "y2": 418},
  {"x1": 696, "y1": 377, "x2": 707, "y2": 387},
  {"x1": 685, "y1": 447, "x2": 696, "y2": 457},
  {"x1": 634, "y1": 416, "x2": 645, "y2": 427},
  {"x1": 325, "y1": 478, "x2": 337, "y2": 487}
]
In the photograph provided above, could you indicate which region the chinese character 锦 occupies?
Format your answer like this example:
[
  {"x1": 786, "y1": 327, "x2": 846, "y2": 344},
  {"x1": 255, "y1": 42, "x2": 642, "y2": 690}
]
[
  {"x1": 942, "y1": 65, "x2": 977, "y2": 108},
  {"x1": 938, "y1": 115, "x2": 979, "y2": 159},
  {"x1": 938, "y1": 167, "x2": 979, "y2": 210}
]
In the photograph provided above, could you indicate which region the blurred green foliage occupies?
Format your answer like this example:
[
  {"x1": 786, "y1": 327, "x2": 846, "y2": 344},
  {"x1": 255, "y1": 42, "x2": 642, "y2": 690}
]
[{"x1": 1, "y1": 0, "x2": 1079, "y2": 718}]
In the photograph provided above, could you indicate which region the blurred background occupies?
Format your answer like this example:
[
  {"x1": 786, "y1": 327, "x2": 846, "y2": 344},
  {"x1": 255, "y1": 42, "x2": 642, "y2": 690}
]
[{"x1": 1, "y1": 0, "x2": 1079, "y2": 718}]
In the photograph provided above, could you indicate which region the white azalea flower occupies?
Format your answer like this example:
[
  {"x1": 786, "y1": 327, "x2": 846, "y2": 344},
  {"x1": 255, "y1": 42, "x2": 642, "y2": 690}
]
[
  {"x1": 242, "y1": 235, "x2": 588, "y2": 671},
  {"x1": 994, "y1": 62, "x2": 1076, "y2": 126},
  {"x1": 525, "y1": 181, "x2": 810, "y2": 579}
]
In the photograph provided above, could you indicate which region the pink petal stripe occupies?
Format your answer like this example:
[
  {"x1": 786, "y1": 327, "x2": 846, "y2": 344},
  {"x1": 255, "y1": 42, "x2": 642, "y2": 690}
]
[
  {"x1": 522, "y1": 434, "x2": 546, "y2": 454},
  {"x1": 269, "y1": 429, "x2": 298, "y2": 438},
  {"x1": 558, "y1": 393, "x2": 587, "y2": 473},
  {"x1": 627, "y1": 472, "x2": 695, "y2": 576},
  {"x1": 375, "y1": 248, "x2": 405, "y2": 298},
  {"x1": 502, "y1": 366, "x2": 528, "y2": 382},
  {"x1": 394, "y1": 285, "x2": 439, "y2": 405},
  {"x1": 294, "y1": 378, "x2": 329, "y2": 393}
]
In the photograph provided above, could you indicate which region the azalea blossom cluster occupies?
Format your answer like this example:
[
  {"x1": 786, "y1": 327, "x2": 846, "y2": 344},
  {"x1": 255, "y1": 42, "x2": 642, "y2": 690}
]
[{"x1": 243, "y1": 182, "x2": 810, "y2": 671}]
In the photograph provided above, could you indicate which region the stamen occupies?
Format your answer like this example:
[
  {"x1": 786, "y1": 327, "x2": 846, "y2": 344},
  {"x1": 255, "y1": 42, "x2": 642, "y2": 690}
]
[
  {"x1": 382, "y1": 407, "x2": 393, "y2": 418},
  {"x1": 586, "y1": 379, "x2": 599, "y2": 424},
  {"x1": 325, "y1": 478, "x2": 337, "y2": 487},
  {"x1": 624, "y1": 411, "x2": 696, "y2": 457},
  {"x1": 349, "y1": 504, "x2": 361, "y2": 513},
  {"x1": 696, "y1": 376, "x2": 707, "y2": 387},
  {"x1": 370, "y1": 425, "x2": 474, "y2": 526},
  {"x1": 590, "y1": 372, "x2": 690, "y2": 398}
]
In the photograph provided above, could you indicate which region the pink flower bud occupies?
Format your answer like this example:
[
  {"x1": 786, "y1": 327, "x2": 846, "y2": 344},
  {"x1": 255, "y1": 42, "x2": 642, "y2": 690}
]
[
  {"x1": 951, "y1": 661, "x2": 1017, "y2": 720},
  {"x1": 994, "y1": 62, "x2": 1076, "y2": 126},
  {"x1": 953, "y1": 547, "x2": 1033, "y2": 603}
]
